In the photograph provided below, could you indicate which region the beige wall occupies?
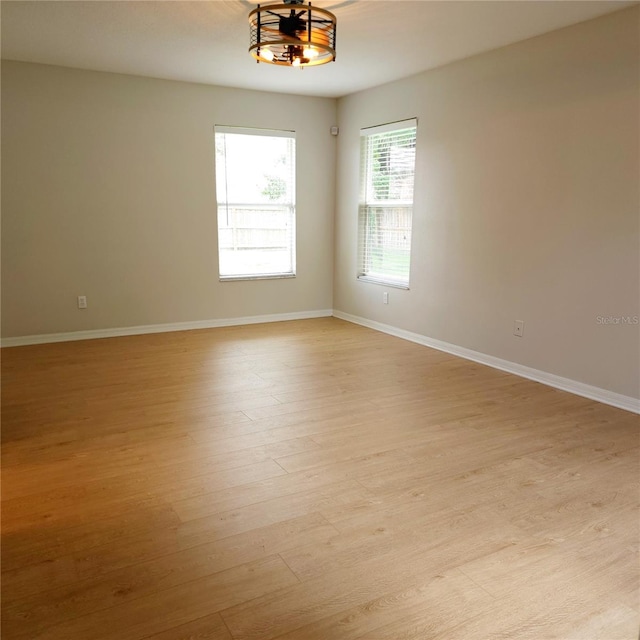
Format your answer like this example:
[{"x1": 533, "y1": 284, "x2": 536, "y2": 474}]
[
  {"x1": 1, "y1": 62, "x2": 336, "y2": 336},
  {"x1": 334, "y1": 7, "x2": 639, "y2": 398},
  {"x1": 2, "y1": 8, "x2": 638, "y2": 400}
]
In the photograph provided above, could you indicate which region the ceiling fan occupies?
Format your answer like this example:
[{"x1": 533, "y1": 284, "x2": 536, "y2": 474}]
[{"x1": 249, "y1": 0, "x2": 337, "y2": 68}]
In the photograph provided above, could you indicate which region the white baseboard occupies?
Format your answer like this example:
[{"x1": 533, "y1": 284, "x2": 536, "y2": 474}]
[
  {"x1": 333, "y1": 310, "x2": 640, "y2": 415},
  {"x1": 4, "y1": 308, "x2": 637, "y2": 414},
  {"x1": 0, "y1": 309, "x2": 334, "y2": 348}
]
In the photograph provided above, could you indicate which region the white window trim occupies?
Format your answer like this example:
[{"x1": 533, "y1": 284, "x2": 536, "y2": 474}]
[
  {"x1": 360, "y1": 118, "x2": 417, "y2": 136},
  {"x1": 215, "y1": 125, "x2": 295, "y2": 138},
  {"x1": 214, "y1": 125, "x2": 296, "y2": 281},
  {"x1": 357, "y1": 118, "x2": 417, "y2": 288}
]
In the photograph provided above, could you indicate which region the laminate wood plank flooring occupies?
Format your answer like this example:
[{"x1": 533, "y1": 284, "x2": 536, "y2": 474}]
[{"x1": 2, "y1": 317, "x2": 638, "y2": 639}]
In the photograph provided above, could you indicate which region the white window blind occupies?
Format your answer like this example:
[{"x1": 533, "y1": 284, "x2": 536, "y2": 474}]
[
  {"x1": 214, "y1": 126, "x2": 296, "y2": 280},
  {"x1": 358, "y1": 119, "x2": 417, "y2": 287}
]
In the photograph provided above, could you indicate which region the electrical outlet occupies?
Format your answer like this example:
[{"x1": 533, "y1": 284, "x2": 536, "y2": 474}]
[
  {"x1": 514, "y1": 320, "x2": 524, "y2": 337},
  {"x1": 383, "y1": 292, "x2": 389, "y2": 304},
  {"x1": 78, "y1": 295, "x2": 87, "y2": 309}
]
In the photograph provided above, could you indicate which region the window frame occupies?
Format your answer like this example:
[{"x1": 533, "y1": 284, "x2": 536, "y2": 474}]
[
  {"x1": 214, "y1": 125, "x2": 297, "y2": 282},
  {"x1": 357, "y1": 118, "x2": 417, "y2": 289}
]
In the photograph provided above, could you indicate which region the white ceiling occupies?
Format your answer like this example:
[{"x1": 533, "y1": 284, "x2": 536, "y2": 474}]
[{"x1": 1, "y1": 0, "x2": 635, "y2": 98}]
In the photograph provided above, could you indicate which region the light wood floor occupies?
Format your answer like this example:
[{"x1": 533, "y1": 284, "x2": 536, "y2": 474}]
[{"x1": 1, "y1": 317, "x2": 638, "y2": 640}]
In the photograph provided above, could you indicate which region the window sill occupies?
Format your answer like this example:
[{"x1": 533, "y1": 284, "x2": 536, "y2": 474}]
[
  {"x1": 220, "y1": 273, "x2": 296, "y2": 282},
  {"x1": 357, "y1": 275, "x2": 409, "y2": 290}
]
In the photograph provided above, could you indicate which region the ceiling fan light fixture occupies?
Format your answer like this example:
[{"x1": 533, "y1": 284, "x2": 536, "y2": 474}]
[
  {"x1": 249, "y1": 0, "x2": 337, "y2": 68},
  {"x1": 260, "y1": 48, "x2": 275, "y2": 61}
]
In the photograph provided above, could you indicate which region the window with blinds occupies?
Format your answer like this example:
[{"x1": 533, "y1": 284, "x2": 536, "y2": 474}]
[
  {"x1": 358, "y1": 119, "x2": 417, "y2": 288},
  {"x1": 214, "y1": 126, "x2": 296, "y2": 280}
]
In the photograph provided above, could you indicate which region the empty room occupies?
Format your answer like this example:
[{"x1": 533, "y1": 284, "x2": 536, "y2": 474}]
[{"x1": 1, "y1": 1, "x2": 638, "y2": 638}]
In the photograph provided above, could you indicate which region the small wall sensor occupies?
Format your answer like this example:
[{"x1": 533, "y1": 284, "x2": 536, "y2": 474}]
[{"x1": 330, "y1": 126, "x2": 339, "y2": 136}]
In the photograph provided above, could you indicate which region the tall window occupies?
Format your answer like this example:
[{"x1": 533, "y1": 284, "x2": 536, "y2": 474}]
[
  {"x1": 214, "y1": 126, "x2": 296, "y2": 280},
  {"x1": 358, "y1": 119, "x2": 417, "y2": 288}
]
